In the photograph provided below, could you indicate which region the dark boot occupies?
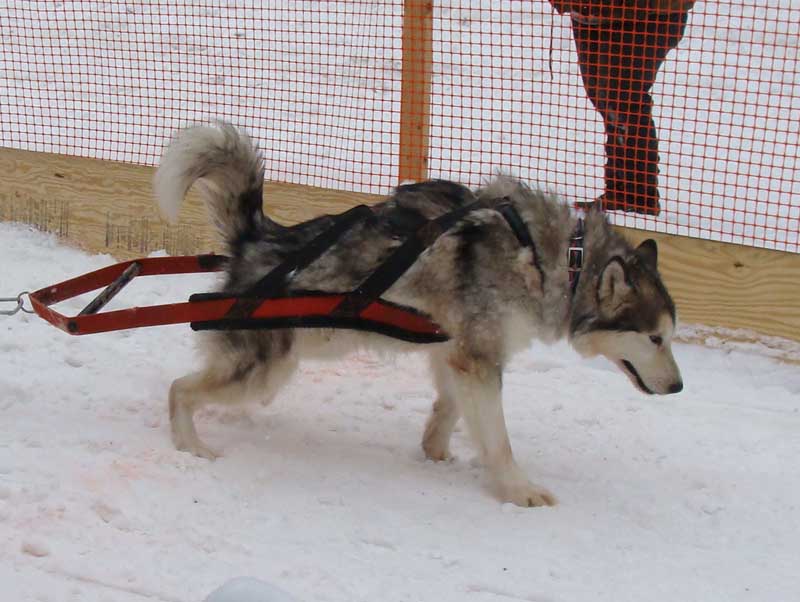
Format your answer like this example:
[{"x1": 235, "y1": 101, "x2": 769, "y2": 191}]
[
  {"x1": 601, "y1": 97, "x2": 662, "y2": 216},
  {"x1": 595, "y1": 191, "x2": 660, "y2": 216}
]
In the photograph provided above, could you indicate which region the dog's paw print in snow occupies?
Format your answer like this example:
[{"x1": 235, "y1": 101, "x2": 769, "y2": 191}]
[
  {"x1": 316, "y1": 495, "x2": 345, "y2": 507},
  {"x1": 1, "y1": 478, "x2": 54, "y2": 558},
  {"x1": 92, "y1": 499, "x2": 135, "y2": 531},
  {"x1": 64, "y1": 354, "x2": 83, "y2": 368},
  {"x1": 425, "y1": 548, "x2": 461, "y2": 568},
  {"x1": 684, "y1": 482, "x2": 725, "y2": 518},
  {"x1": 205, "y1": 577, "x2": 298, "y2": 602}
]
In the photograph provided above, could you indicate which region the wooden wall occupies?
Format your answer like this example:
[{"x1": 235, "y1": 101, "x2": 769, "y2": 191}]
[{"x1": 2, "y1": 146, "x2": 799, "y2": 345}]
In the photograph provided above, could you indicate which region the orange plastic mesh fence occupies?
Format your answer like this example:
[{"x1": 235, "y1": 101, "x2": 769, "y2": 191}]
[{"x1": 1, "y1": 2, "x2": 797, "y2": 251}]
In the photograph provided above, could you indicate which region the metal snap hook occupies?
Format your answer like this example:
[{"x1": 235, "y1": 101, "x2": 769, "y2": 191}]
[{"x1": 0, "y1": 292, "x2": 34, "y2": 316}]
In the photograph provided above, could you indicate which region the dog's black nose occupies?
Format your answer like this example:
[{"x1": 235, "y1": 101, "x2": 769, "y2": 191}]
[{"x1": 668, "y1": 381, "x2": 684, "y2": 394}]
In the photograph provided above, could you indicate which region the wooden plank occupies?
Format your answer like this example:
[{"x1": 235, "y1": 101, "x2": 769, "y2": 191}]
[
  {"x1": 2, "y1": 147, "x2": 799, "y2": 345},
  {"x1": 0, "y1": 147, "x2": 214, "y2": 257},
  {"x1": 619, "y1": 226, "x2": 800, "y2": 343},
  {"x1": 398, "y1": 0, "x2": 433, "y2": 183},
  {"x1": 0, "y1": 147, "x2": 378, "y2": 258}
]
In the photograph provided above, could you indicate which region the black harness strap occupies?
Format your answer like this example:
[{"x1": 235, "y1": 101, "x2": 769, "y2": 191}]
[
  {"x1": 214, "y1": 204, "x2": 374, "y2": 319},
  {"x1": 496, "y1": 202, "x2": 546, "y2": 289},
  {"x1": 330, "y1": 199, "x2": 487, "y2": 317}
]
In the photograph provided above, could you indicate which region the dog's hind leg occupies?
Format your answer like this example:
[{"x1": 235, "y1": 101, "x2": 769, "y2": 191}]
[
  {"x1": 443, "y1": 352, "x2": 556, "y2": 507},
  {"x1": 422, "y1": 350, "x2": 461, "y2": 461},
  {"x1": 169, "y1": 369, "x2": 246, "y2": 460},
  {"x1": 169, "y1": 354, "x2": 298, "y2": 460}
]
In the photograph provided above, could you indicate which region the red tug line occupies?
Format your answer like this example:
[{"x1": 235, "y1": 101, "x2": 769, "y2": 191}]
[{"x1": 28, "y1": 255, "x2": 449, "y2": 343}]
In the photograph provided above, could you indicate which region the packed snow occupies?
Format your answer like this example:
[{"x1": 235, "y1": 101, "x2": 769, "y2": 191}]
[
  {"x1": 1, "y1": 2, "x2": 800, "y2": 600},
  {"x1": 205, "y1": 577, "x2": 298, "y2": 602},
  {"x1": 2, "y1": 222, "x2": 799, "y2": 601}
]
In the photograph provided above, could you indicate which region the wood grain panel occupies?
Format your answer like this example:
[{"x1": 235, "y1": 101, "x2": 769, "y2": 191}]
[{"x1": 620, "y1": 226, "x2": 800, "y2": 340}]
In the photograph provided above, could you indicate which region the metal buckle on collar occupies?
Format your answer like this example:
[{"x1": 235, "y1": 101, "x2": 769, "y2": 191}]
[
  {"x1": 567, "y1": 217, "x2": 585, "y2": 293},
  {"x1": 568, "y1": 217, "x2": 585, "y2": 270},
  {"x1": 568, "y1": 246, "x2": 584, "y2": 270}
]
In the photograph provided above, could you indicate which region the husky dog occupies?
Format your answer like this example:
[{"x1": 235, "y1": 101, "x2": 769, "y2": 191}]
[{"x1": 155, "y1": 123, "x2": 682, "y2": 507}]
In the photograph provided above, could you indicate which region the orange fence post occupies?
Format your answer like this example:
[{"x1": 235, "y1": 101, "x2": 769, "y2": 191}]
[{"x1": 398, "y1": 0, "x2": 433, "y2": 183}]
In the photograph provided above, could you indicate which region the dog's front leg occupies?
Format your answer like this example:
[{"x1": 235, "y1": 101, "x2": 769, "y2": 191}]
[
  {"x1": 423, "y1": 349, "x2": 462, "y2": 461},
  {"x1": 446, "y1": 353, "x2": 556, "y2": 507}
]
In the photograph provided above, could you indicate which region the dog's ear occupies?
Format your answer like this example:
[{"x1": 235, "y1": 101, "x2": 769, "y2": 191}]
[
  {"x1": 635, "y1": 239, "x2": 658, "y2": 271},
  {"x1": 597, "y1": 256, "x2": 632, "y2": 315}
]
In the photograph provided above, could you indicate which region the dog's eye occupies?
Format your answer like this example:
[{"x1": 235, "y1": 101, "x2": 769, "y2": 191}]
[{"x1": 649, "y1": 335, "x2": 663, "y2": 346}]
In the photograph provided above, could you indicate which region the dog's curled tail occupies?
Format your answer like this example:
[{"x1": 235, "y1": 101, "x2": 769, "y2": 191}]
[{"x1": 154, "y1": 123, "x2": 267, "y2": 246}]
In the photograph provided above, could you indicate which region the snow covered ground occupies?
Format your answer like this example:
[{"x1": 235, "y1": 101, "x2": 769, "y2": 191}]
[
  {"x1": 2, "y1": 222, "x2": 800, "y2": 601},
  {"x1": 1, "y1": 2, "x2": 799, "y2": 249}
]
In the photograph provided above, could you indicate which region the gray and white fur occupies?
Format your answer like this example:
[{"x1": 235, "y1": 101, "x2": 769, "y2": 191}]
[{"x1": 155, "y1": 123, "x2": 683, "y2": 507}]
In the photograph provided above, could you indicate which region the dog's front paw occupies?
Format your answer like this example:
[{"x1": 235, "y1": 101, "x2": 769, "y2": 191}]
[
  {"x1": 498, "y1": 479, "x2": 557, "y2": 508},
  {"x1": 422, "y1": 439, "x2": 452, "y2": 462},
  {"x1": 174, "y1": 438, "x2": 219, "y2": 461}
]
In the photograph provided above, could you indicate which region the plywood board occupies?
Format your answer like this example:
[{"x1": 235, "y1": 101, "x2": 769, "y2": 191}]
[
  {"x1": 620, "y1": 226, "x2": 800, "y2": 344},
  {"x1": 2, "y1": 147, "x2": 799, "y2": 343},
  {"x1": 0, "y1": 147, "x2": 377, "y2": 257}
]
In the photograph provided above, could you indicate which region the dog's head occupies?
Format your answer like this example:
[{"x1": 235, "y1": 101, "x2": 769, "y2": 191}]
[{"x1": 570, "y1": 239, "x2": 683, "y2": 395}]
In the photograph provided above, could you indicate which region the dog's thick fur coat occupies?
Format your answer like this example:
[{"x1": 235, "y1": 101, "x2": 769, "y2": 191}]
[{"x1": 155, "y1": 123, "x2": 683, "y2": 507}]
